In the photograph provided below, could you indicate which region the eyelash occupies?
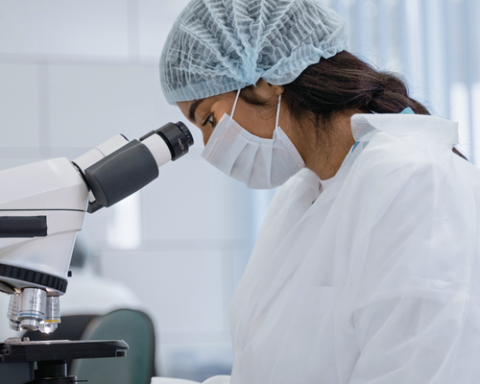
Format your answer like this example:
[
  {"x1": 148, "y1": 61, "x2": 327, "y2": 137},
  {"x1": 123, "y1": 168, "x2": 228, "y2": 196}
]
[{"x1": 203, "y1": 113, "x2": 216, "y2": 128}]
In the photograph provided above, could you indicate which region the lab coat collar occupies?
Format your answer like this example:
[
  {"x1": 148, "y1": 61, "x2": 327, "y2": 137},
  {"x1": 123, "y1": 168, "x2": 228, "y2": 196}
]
[
  {"x1": 300, "y1": 167, "x2": 322, "y2": 196},
  {"x1": 351, "y1": 113, "x2": 459, "y2": 147}
]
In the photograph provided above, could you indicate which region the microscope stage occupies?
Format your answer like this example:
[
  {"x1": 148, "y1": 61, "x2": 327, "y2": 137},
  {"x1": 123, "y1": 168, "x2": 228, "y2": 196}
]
[
  {"x1": 0, "y1": 339, "x2": 128, "y2": 384},
  {"x1": 0, "y1": 339, "x2": 128, "y2": 362}
]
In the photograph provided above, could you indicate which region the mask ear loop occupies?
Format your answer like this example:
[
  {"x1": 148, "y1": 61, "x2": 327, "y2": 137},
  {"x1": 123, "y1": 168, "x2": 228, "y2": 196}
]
[
  {"x1": 275, "y1": 94, "x2": 282, "y2": 129},
  {"x1": 231, "y1": 89, "x2": 242, "y2": 120}
]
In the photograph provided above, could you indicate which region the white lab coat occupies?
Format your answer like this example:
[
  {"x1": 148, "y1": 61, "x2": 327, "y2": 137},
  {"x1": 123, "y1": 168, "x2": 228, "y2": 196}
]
[{"x1": 226, "y1": 113, "x2": 480, "y2": 384}]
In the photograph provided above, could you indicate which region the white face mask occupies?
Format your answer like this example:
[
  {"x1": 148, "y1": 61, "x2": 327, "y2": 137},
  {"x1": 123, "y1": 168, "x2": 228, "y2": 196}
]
[{"x1": 201, "y1": 89, "x2": 305, "y2": 189}]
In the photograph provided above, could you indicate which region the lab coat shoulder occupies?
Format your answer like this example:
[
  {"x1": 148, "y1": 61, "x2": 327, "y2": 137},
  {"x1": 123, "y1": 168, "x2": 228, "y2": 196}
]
[
  {"x1": 340, "y1": 115, "x2": 480, "y2": 383},
  {"x1": 343, "y1": 115, "x2": 479, "y2": 295},
  {"x1": 345, "y1": 114, "x2": 476, "y2": 225}
]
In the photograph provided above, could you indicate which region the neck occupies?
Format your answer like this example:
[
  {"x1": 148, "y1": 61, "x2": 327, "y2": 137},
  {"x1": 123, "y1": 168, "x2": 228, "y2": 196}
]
[{"x1": 293, "y1": 111, "x2": 359, "y2": 180}]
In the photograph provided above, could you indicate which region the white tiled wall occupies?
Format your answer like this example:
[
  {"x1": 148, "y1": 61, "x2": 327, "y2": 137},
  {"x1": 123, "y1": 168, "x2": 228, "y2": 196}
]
[
  {"x1": 0, "y1": 63, "x2": 40, "y2": 147},
  {"x1": 137, "y1": 1, "x2": 190, "y2": 59},
  {"x1": 0, "y1": 0, "x2": 259, "y2": 380},
  {"x1": 47, "y1": 63, "x2": 173, "y2": 148},
  {"x1": 0, "y1": 1, "x2": 131, "y2": 57}
]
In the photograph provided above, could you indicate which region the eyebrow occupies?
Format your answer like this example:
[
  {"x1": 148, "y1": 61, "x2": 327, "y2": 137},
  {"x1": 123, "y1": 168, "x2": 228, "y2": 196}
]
[{"x1": 189, "y1": 98, "x2": 206, "y2": 122}]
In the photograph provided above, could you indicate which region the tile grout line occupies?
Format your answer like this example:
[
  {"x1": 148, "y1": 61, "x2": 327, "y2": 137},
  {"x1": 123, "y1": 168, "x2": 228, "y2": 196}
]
[
  {"x1": 37, "y1": 62, "x2": 50, "y2": 155},
  {"x1": 127, "y1": 0, "x2": 141, "y2": 61}
]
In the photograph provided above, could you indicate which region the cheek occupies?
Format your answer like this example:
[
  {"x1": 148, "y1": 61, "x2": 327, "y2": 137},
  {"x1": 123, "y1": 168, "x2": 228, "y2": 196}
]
[
  {"x1": 212, "y1": 99, "x2": 235, "y2": 123},
  {"x1": 200, "y1": 126, "x2": 214, "y2": 146},
  {"x1": 233, "y1": 104, "x2": 276, "y2": 139}
]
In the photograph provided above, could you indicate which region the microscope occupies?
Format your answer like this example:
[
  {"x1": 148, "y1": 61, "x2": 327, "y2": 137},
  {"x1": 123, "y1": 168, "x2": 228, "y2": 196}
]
[{"x1": 0, "y1": 122, "x2": 193, "y2": 383}]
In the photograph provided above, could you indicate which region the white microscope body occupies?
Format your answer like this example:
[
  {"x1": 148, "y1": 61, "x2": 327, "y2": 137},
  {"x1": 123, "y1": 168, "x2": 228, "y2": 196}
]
[{"x1": 0, "y1": 122, "x2": 193, "y2": 334}]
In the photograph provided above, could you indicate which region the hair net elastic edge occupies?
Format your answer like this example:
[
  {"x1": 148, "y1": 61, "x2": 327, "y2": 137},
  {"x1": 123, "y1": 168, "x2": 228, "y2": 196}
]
[{"x1": 163, "y1": 80, "x2": 247, "y2": 105}]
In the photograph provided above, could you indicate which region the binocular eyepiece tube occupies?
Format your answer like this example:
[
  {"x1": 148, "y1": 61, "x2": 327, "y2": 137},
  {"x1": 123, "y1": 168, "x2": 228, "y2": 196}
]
[{"x1": 74, "y1": 121, "x2": 194, "y2": 213}]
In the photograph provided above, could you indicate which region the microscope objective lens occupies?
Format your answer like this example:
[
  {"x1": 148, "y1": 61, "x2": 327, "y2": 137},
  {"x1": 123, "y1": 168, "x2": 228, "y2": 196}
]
[{"x1": 18, "y1": 288, "x2": 47, "y2": 331}]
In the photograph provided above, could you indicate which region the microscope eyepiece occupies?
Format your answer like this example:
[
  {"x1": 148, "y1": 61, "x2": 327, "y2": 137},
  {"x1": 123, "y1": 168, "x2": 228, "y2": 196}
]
[
  {"x1": 174, "y1": 121, "x2": 194, "y2": 147},
  {"x1": 154, "y1": 121, "x2": 194, "y2": 161}
]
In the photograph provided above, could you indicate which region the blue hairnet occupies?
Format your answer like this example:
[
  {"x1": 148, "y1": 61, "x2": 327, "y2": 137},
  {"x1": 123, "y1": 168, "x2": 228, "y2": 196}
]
[{"x1": 160, "y1": 0, "x2": 349, "y2": 105}]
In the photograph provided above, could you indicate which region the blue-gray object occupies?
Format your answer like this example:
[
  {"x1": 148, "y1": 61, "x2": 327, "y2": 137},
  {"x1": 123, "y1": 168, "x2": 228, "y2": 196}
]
[
  {"x1": 160, "y1": 0, "x2": 349, "y2": 104},
  {"x1": 70, "y1": 309, "x2": 156, "y2": 384},
  {"x1": 400, "y1": 107, "x2": 415, "y2": 114}
]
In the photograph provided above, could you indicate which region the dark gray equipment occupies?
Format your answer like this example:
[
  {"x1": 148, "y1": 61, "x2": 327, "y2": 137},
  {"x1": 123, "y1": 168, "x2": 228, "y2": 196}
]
[{"x1": 0, "y1": 339, "x2": 128, "y2": 383}]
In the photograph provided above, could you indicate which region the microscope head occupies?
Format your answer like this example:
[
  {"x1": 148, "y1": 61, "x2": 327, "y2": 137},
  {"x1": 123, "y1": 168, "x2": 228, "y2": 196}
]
[
  {"x1": 0, "y1": 153, "x2": 88, "y2": 333},
  {"x1": 0, "y1": 122, "x2": 193, "y2": 334}
]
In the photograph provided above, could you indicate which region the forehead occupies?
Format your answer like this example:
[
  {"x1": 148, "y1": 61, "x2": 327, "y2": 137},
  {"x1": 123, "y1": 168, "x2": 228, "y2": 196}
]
[
  {"x1": 177, "y1": 93, "x2": 235, "y2": 122},
  {"x1": 177, "y1": 99, "x2": 210, "y2": 124},
  {"x1": 177, "y1": 100, "x2": 197, "y2": 121}
]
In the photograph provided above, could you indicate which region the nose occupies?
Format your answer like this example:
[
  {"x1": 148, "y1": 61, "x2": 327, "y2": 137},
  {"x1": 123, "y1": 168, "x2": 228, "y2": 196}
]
[{"x1": 202, "y1": 130, "x2": 213, "y2": 146}]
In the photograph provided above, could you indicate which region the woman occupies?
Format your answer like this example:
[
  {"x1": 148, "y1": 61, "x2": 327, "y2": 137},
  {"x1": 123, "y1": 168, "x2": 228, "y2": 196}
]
[{"x1": 160, "y1": 1, "x2": 480, "y2": 383}]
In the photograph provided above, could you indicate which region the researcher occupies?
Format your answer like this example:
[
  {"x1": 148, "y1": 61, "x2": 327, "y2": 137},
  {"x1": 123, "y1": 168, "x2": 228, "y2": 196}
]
[{"x1": 159, "y1": 0, "x2": 480, "y2": 383}]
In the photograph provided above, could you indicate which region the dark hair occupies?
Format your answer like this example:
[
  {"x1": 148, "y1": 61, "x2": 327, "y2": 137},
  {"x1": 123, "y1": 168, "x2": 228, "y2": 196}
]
[{"x1": 241, "y1": 51, "x2": 466, "y2": 159}]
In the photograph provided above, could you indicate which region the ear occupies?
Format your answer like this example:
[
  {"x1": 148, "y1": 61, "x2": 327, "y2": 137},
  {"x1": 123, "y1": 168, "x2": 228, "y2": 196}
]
[{"x1": 255, "y1": 79, "x2": 284, "y2": 100}]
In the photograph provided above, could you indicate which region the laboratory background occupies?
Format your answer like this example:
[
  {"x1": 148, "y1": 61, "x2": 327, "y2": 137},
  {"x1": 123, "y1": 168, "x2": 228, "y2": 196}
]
[{"x1": 0, "y1": 0, "x2": 479, "y2": 381}]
